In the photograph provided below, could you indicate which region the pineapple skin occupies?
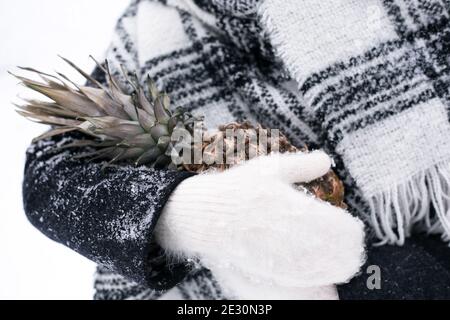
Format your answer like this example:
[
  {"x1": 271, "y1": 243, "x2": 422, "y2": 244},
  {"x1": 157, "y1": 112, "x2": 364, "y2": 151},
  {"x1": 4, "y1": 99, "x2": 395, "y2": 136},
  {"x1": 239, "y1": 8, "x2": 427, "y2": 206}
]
[{"x1": 183, "y1": 122, "x2": 347, "y2": 208}]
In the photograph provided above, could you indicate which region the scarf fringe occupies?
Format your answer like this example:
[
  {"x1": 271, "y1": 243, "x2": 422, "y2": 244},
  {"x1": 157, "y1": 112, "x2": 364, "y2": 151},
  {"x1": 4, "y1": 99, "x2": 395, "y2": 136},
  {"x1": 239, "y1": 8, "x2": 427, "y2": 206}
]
[{"x1": 366, "y1": 161, "x2": 450, "y2": 246}]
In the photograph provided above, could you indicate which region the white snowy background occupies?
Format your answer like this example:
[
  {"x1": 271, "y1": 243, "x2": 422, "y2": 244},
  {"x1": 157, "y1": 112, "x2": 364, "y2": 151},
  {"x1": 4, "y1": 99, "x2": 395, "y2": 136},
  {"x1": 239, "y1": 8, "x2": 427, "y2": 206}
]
[{"x1": 0, "y1": 0, "x2": 129, "y2": 299}]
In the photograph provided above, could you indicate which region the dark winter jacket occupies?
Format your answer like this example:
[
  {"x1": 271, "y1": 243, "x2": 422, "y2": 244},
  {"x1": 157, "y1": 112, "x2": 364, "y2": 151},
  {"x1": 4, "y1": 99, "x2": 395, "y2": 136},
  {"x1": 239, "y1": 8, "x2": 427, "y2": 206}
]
[
  {"x1": 23, "y1": 130, "x2": 194, "y2": 290},
  {"x1": 22, "y1": 135, "x2": 450, "y2": 298}
]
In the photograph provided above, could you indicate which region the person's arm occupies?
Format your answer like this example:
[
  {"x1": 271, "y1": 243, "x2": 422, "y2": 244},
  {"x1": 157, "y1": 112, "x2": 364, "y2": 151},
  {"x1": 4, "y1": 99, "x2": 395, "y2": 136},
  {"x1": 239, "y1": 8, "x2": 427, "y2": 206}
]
[
  {"x1": 23, "y1": 131, "x2": 194, "y2": 290},
  {"x1": 21, "y1": 1, "x2": 198, "y2": 290}
]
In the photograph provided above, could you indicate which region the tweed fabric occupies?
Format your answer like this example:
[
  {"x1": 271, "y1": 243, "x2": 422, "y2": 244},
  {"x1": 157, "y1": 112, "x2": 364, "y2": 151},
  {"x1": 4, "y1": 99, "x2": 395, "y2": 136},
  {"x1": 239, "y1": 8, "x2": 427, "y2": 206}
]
[{"x1": 23, "y1": 131, "x2": 195, "y2": 290}]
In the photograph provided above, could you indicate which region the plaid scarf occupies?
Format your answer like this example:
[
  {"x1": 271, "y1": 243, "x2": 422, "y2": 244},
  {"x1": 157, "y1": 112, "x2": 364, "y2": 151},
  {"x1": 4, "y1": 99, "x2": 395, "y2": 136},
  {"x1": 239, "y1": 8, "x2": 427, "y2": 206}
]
[
  {"x1": 260, "y1": 0, "x2": 450, "y2": 245},
  {"x1": 95, "y1": 0, "x2": 450, "y2": 299}
]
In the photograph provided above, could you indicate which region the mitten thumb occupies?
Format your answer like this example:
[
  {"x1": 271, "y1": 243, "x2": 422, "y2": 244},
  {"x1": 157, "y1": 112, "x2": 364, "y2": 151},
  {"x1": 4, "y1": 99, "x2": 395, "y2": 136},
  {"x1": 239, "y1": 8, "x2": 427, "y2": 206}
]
[{"x1": 246, "y1": 150, "x2": 332, "y2": 183}]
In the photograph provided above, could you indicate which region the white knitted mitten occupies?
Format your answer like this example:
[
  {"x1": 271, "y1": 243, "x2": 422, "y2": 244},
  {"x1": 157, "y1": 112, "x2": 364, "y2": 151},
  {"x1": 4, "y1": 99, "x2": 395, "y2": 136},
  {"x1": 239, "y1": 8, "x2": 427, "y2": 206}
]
[
  {"x1": 155, "y1": 151, "x2": 365, "y2": 291},
  {"x1": 212, "y1": 265, "x2": 339, "y2": 300}
]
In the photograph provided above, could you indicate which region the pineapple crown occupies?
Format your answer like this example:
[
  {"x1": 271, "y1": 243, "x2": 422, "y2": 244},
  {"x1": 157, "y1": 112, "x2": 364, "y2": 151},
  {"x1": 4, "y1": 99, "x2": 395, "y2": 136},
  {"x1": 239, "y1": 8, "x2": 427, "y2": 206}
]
[{"x1": 10, "y1": 56, "x2": 199, "y2": 169}]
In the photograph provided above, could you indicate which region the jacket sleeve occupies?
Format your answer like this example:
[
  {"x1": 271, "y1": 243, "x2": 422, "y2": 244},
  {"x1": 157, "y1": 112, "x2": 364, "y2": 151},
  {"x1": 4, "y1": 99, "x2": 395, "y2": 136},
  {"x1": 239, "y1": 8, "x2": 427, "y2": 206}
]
[
  {"x1": 23, "y1": 131, "x2": 195, "y2": 290},
  {"x1": 22, "y1": 1, "x2": 198, "y2": 291}
]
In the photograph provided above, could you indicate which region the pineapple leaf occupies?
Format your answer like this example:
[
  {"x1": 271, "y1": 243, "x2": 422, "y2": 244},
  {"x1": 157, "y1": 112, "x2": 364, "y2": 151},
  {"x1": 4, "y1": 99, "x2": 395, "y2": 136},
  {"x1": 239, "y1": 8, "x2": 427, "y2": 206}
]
[
  {"x1": 16, "y1": 110, "x2": 80, "y2": 127},
  {"x1": 157, "y1": 136, "x2": 171, "y2": 151},
  {"x1": 32, "y1": 127, "x2": 78, "y2": 143},
  {"x1": 150, "y1": 124, "x2": 170, "y2": 140},
  {"x1": 12, "y1": 57, "x2": 198, "y2": 170},
  {"x1": 154, "y1": 95, "x2": 171, "y2": 124},
  {"x1": 58, "y1": 55, "x2": 106, "y2": 90},
  {"x1": 135, "y1": 147, "x2": 161, "y2": 166},
  {"x1": 147, "y1": 76, "x2": 159, "y2": 102},
  {"x1": 79, "y1": 86, "x2": 129, "y2": 119}
]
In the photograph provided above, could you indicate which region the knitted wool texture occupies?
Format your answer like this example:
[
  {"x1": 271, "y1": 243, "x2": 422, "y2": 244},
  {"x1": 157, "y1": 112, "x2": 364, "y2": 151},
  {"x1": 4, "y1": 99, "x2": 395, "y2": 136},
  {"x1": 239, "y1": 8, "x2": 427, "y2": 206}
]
[
  {"x1": 156, "y1": 152, "x2": 365, "y2": 299},
  {"x1": 260, "y1": 0, "x2": 450, "y2": 245}
]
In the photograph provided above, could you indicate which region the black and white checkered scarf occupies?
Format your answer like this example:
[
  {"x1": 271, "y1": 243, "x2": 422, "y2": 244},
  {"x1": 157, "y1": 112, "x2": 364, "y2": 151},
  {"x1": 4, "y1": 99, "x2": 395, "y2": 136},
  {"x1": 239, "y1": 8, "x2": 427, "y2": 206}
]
[{"x1": 94, "y1": 0, "x2": 450, "y2": 299}]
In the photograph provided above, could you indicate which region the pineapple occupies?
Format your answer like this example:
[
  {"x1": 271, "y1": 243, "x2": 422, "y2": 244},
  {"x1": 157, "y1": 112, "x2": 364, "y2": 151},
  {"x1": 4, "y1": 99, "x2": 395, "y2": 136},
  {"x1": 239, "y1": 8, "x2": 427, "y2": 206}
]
[
  {"x1": 11, "y1": 57, "x2": 197, "y2": 169},
  {"x1": 183, "y1": 122, "x2": 346, "y2": 208},
  {"x1": 11, "y1": 57, "x2": 345, "y2": 207}
]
